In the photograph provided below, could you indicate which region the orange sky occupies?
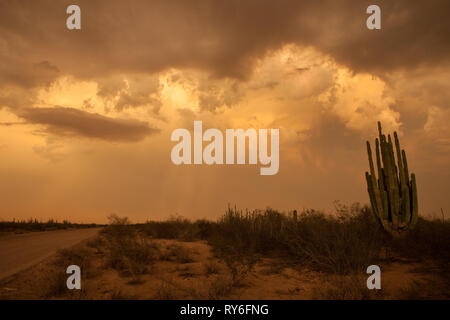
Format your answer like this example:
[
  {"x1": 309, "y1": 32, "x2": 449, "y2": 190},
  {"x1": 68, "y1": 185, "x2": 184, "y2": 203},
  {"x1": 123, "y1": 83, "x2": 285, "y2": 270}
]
[{"x1": 1, "y1": 1, "x2": 449, "y2": 223}]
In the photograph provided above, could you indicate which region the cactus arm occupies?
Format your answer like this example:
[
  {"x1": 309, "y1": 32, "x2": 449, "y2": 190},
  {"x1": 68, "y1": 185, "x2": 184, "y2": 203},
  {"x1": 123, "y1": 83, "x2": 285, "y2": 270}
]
[
  {"x1": 387, "y1": 135, "x2": 396, "y2": 179},
  {"x1": 394, "y1": 132, "x2": 404, "y2": 185},
  {"x1": 410, "y1": 173, "x2": 419, "y2": 229},
  {"x1": 402, "y1": 183, "x2": 411, "y2": 228},
  {"x1": 380, "y1": 134, "x2": 397, "y2": 227},
  {"x1": 367, "y1": 141, "x2": 384, "y2": 219},
  {"x1": 367, "y1": 141, "x2": 376, "y2": 179},
  {"x1": 402, "y1": 149, "x2": 411, "y2": 226},
  {"x1": 388, "y1": 134, "x2": 401, "y2": 227},
  {"x1": 402, "y1": 150, "x2": 409, "y2": 186},
  {"x1": 394, "y1": 132, "x2": 409, "y2": 226},
  {"x1": 391, "y1": 137, "x2": 401, "y2": 227},
  {"x1": 381, "y1": 189, "x2": 389, "y2": 221},
  {"x1": 375, "y1": 138, "x2": 384, "y2": 192},
  {"x1": 366, "y1": 172, "x2": 380, "y2": 223},
  {"x1": 377, "y1": 121, "x2": 383, "y2": 138}
]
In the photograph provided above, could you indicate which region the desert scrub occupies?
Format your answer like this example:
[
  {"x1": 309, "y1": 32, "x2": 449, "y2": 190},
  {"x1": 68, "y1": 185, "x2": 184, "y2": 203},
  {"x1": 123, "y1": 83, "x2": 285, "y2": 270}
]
[
  {"x1": 110, "y1": 288, "x2": 136, "y2": 300},
  {"x1": 103, "y1": 215, "x2": 160, "y2": 278},
  {"x1": 137, "y1": 217, "x2": 216, "y2": 241},
  {"x1": 41, "y1": 246, "x2": 93, "y2": 298},
  {"x1": 160, "y1": 243, "x2": 195, "y2": 263},
  {"x1": 221, "y1": 252, "x2": 258, "y2": 287},
  {"x1": 0, "y1": 218, "x2": 101, "y2": 233},
  {"x1": 204, "y1": 260, "x2": 221, "y2": 275},
  {"x1": 311, "y1": 274, "x2": 385, "y2": 300},
  {"x1": 209, "y1": 206, "x2": 287, "y2": 255},
  {"x1": 207, "y1": 275, "x2": 234, "y2": 299},
  {"x1": 153, "y1": 280, "x2": 177, "y2": 300},
  {"x1": 282, "y1": 204, "x2": 383, "y2": 274},
  {"x1": 41, "y1": 266, "x2": 71, "y2": 298},
  {"x1": 389, "y1": 217, "x2": 450, "y2": 265},
  {"x1": 86, "y1": 236, "x2": 105, "y2": 254},
  {"x1": 105, "y1": 233, "x2": 159, "y2": 277},
  {"x1": 208, "y1": 203, "x2": 383, "y2": 275}
]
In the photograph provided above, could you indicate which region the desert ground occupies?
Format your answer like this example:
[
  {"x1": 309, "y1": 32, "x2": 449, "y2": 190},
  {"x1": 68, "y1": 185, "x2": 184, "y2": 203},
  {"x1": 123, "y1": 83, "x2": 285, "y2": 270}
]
[
  {"x1": 0, "y1": 205, "x2": 448, "y2": 300},
  {"x1": 0, "y1": 228, "x2": 102, "y2": 280}
]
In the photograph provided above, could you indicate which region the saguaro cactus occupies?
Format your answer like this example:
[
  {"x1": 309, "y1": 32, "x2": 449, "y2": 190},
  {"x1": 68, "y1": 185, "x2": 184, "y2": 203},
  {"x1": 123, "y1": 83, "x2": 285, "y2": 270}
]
[{"x1": 365, "y1": 122, "x2": 418, "y2": 236}]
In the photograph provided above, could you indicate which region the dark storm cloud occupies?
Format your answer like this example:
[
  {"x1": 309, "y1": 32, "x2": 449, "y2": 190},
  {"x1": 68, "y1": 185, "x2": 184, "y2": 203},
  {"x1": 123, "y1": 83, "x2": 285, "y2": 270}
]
[
  {"x1": 17, "y1": 107, "x2": 159, "y2": 142},
  {"x1": 0, "y1": 0, "x2": 449, "y2": 88},
  {"x1": 0, "y1": 122, "x2": 26, "y2": 126},
  {"x1": 0, "y1": 55, "x2": 60, "y2": 88}
]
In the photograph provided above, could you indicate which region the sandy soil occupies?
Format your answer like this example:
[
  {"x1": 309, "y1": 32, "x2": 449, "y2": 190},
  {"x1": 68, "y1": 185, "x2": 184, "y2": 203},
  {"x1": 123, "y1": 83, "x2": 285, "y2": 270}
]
[
  {"x1": 0, "y1": 237, "x2": 445, "y2": 300},
  {"x1": 0, "y1": 228, "x2": 102, "y2": 280}
]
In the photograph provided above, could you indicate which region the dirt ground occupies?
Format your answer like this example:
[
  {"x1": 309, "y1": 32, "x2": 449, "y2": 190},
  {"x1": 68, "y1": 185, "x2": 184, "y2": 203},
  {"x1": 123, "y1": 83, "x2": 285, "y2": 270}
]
[
  {"x1": 0, "y1": 228, "x2": 102, "y2": 280},
  {"x1": 0, "y1": 237, "x2": 446, "y2": 300}
]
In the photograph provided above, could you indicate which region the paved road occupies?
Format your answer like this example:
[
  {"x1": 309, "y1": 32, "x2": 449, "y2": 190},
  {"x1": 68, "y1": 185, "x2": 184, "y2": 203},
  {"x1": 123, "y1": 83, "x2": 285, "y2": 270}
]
[{"x1": 0, "y1": 228, "x2": 102, "y2": 280}]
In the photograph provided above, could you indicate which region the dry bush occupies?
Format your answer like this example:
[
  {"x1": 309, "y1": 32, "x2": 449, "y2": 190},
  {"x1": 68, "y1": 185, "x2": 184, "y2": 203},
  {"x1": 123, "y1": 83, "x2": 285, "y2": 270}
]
[
  {"x1": 390, "y1": 217, "x2": 450, "y2": 265},
  {"x1": 397, "y1": 276, "x2": 450, "y2": 300},
  {"x1": 209, "y1": 203, "x2": 383, "y2": 275},
  {"x1": 283, "y1": 204, "x2": 383, "y2": 274},
  {"x1": 105, "y1": 234, "x2": 159, "y2": 277},
  {"x1": 0, "y1": 219, "x2": 101, "y2": 233},
  {"x1": 222, "y1": 252, "x2": 258, "y2": 287},
  {"x1": 41, "y1": 246, "x2": 93, "y2": 298},
  {"x1": 138, "y1": 217, "x2": 215, "y2": 241},
  {"x1": 138, "y1": 204, "x2": 449, "y2": 278},
  {"x1": 110, "y1": 288, "x2": 136, "y2": 300},
  {"x1": 260, "y1": 263, "x2": 285, "y2": 275},
  {"x1": 207, "y1": 275, "x2": 234, "y2": 299},
  {"x1": 154, "y1": 277, "x2": 202, "y2": 299},
  {"x1": 54, "y1": 247, "x2": 92, "y2": 274},
  {"x1": 41, "y1": 266, "x2": 71, "y2": 298},
  {"x1": 204, "y1": 260, "x2": 221, "y2": 275},
  {"x1": 312, "y1": 275, "x2": 385, "y2": 300},
  {"x1": 161, "y1": 244, "x2": 195, "y2": 263},
  {"x1": 153, "y1": 280, "x2": 177, "y2": 300},
  {"x1": 397, "y1": 280, "x2": 430, "y2": 300},
  {"x1": 102, "y1": 215, "x2": 160, "y2": 278},
  {"x1": 86, "y1": 236, "x2": 105, "y2": 253},
  {"x1": 172, "y1": 245, "x2": 195, "y2": 263}
]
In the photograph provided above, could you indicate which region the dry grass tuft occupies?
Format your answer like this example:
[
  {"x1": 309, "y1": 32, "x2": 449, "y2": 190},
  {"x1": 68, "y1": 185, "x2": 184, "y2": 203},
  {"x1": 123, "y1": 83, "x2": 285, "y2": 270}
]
[
  {"x1": 41, "y1": 246, "x2": 93, "y2": 298},
  {"x1": 312, "y1": 275, "x2": 385, "y2": 300},
  {"x1": 207, "y1": 275, "x2": 234, "y2": 299},
  {"x1": 204, "y1": 260, "x2": 221, "y2": 275}
]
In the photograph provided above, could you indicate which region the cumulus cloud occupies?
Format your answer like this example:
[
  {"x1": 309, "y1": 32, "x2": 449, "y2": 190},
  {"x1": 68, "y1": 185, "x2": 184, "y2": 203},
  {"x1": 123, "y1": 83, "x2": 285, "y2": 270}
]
[
  {"x1": 17, "y1": 107, "x2": 159, "y2": 142},
  {"x1": 95, "y1": 75, "x2": 162, "y2": 112}
]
